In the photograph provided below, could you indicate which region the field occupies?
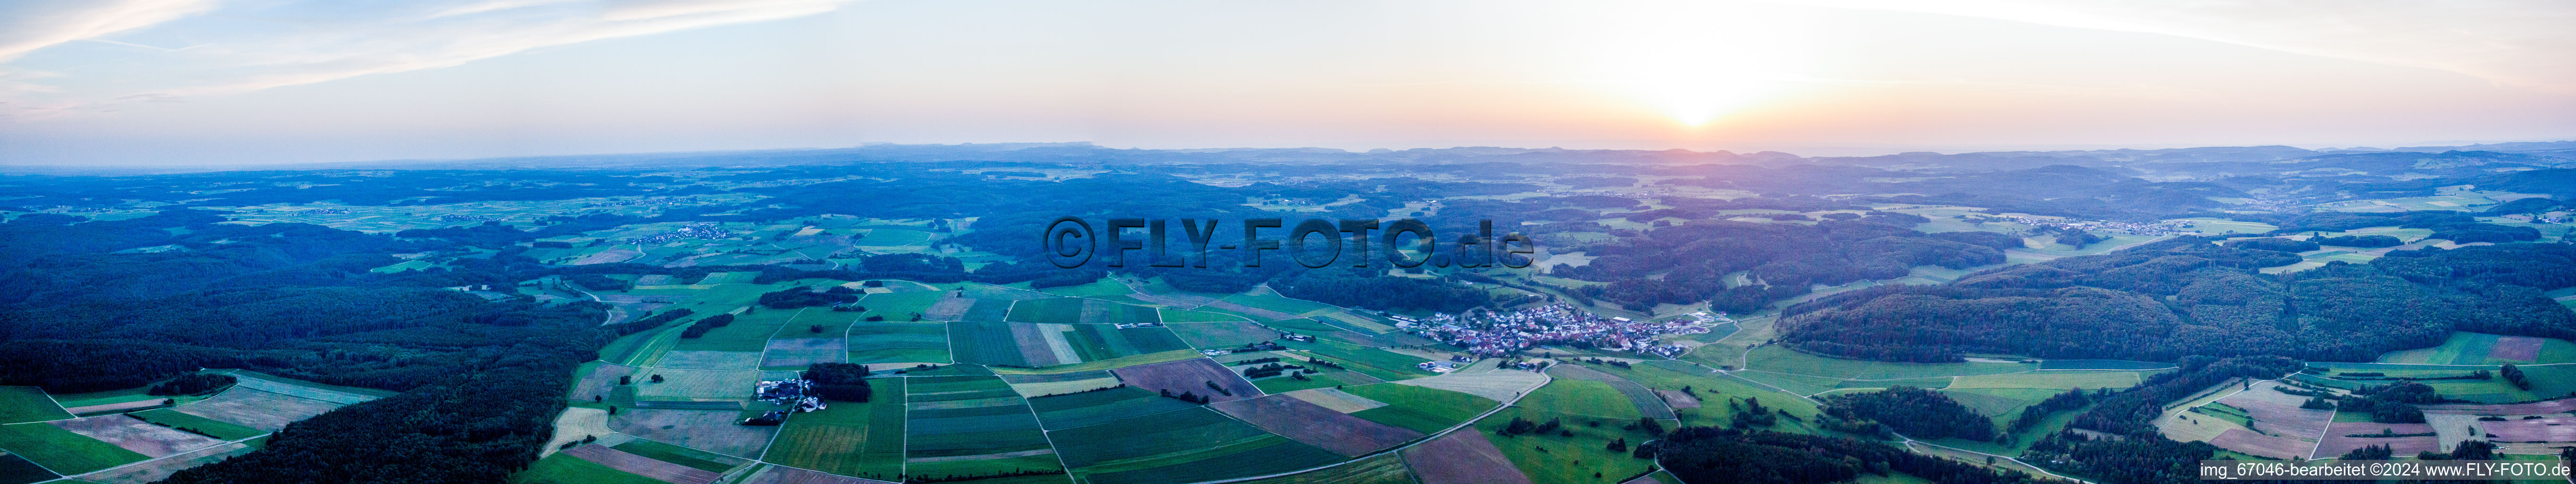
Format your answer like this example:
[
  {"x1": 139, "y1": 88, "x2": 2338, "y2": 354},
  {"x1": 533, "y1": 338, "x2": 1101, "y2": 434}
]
[
  {"x1": 1024, "y1": 386, "x2": 1199, "y2": 430},
  {"x1": 1547, "y1": 364, "x2": 1675, "y2": 419},
  {"x1": 998, "y1": 371, "x2": 1122, "y2": 397},
  {"x1": 2312, "y1": 422, "x2": 2438, "y2": 459},
  {"x1": 512, "y1": 450, "x2": 669, "y2": 484},
  {"x1": 1252, "y1": 372, "x2": 1349, "y2": 393},
  {"x1": 1739, "y1": 346, "x2": 2035, "y2": 380},
  {"x1": 657, "y1": 350, "x2": 766, "y2": 371},
  {"x1": 0, "y1": 421, "x2": 149, "y2": 475},
  {"x1": 564, "y1": 444, "x2": 724, "y2": 484},
  {"x1": 740, "y1": 464, "x2": 907, "y2": 484},
  {"x1": 80, "y1": 441, "x2": 256, "y2": 484},
  {"x1": 1948, "y1": 371, "x2": 2150, "y2": 390},
  {"x1": 1391, "y1": 363, "x2": 1549, "y2": 402},
  {"x1": 845, "y1": 321, "x2": 952, "y2": 364},
  {"x1": 1470, "y1": 405, "x2": 1661, "y2": 484},
  {"x1": 1107, "y1": 358, "x2": 1264, "y2": 403},
  {"x1": 1165, "y1": 321, "x2": 1277, "y2": 349},
  {"x1": 1005, "y1": 298, "x2": 1161, "y2": 326},
  {"x1": 626, "y1": 368, "x2": 762, "y2": 403},
  {"x1": 1219, "y1": 294, "x2": 1336, "y2": 316},
  {"x1": 610, "y1": 408, "x2": 777, "y2": 458},
  {"x1": 1575, "y1": 361, "x2": 1830, "y2": 433},
  {"x1": 128, "y1": 408, "x2": 264, "y2": 441},
  {"x1": 1515, "y1": 379, "x2": 1642, "y2": 420},
  {"x1": 612, "y1": 437, "x2": 747, "y2": 473},
  {"x1": 2376, "y1": 332, "x2": 2576, "y2": 365},
  {"x1": 51, "y1": 414, "x2": 225, "y2": 458},
  {"x1": 1279, "y1": 339, "x2": 1435, "y2": 381},
  {"x1": 0, "y1": 388, "x2": 69, "y2": 424},
  {"x1": 903, "y1": 376, "x2": 1056, "y2": 480},
  {"x1": 764, "y1": 379, "x2": 903, "y2": 480},
  {"x1": 1047, "y1": 407, "x2": 1345, "y2": 484},
  {"x1": 1158, "y1": 309, "x2": 1251, "y2": 323},
  {"x1": 762, "y1": 338, "x2": 846, "y2": 370},
  {"x1": 224, "y1": 371, "x2": 391, "y2": 405},
  {"x1": 1402, "y1": 429, "x2": 1531, "y2": 484},
  {"x1": 1233, "y1": 452, "x2": 1414, "y2": 484},
  {"x1": 1211, "y1": 393, "x2": 1424, "y2": 456},
  {"x1": 1337, "y1": 383, "x2": 1500, "y2": 433},
  {"x1": 0, "y1": 453, "x2": 50, "y2": 484}
]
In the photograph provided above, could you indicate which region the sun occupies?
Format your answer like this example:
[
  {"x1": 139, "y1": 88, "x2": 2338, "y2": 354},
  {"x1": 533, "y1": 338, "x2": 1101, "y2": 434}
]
[{"x1": 1577, "y1": 1, "x2": 1811, "y2": 127}]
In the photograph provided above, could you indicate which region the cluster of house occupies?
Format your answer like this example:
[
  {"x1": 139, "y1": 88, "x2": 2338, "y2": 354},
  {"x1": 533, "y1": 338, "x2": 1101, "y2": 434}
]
[
  {"x1": 754, "y1": 378, "x2": 826, "y2": 413},
  {"x1": 1969, "y1": 214, "x2": 2190, "y2": 235},
  {"x1": 1391, "y1": 303, "x2": 1709, "y2": 358},
  {"x1": 629, "y1": 223, "x2": 737, "y2": 244},
  {"x1": 1113, "y1": 322, "x2": 1162, "y2": 329}
]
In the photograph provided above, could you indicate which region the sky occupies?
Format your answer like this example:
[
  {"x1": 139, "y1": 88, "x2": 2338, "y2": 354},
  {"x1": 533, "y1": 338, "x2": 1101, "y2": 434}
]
[{"x1": 0, "y1": 0, "x2": 2572, "y2": 166}]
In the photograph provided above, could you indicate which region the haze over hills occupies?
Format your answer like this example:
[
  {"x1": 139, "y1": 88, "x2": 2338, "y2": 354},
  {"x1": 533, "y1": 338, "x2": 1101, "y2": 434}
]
[{"x1": 10, "y1": 139, "x2": 2572, "y2": 175}]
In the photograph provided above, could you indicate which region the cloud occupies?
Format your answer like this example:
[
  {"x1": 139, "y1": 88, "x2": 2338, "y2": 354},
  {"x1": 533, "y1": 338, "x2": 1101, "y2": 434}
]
[
  {"x1": 0, "y1": 0, "x2": 858, "y2": 118},
  {"x1": 0, "y1": 0, "x2": 212, "y2": 62},
  {"x1": 1774, "y1": 0, "x2": 2576, "y2": 94}
]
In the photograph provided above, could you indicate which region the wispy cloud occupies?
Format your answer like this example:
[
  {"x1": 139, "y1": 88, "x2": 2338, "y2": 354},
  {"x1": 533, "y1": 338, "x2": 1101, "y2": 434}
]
[
  {"x1": 1775, "y1": 0, "x2": 2576, "y2": 94},
  {"x1": 0, "y1": 0, "x2": 212, "y2": 62},
  {"x1": 0, "y1": 0, "x2": 858, "y2": 119}
]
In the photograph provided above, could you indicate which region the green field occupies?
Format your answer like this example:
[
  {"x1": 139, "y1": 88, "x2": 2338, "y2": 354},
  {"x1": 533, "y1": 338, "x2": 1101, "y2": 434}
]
[
  {"x1": 1591, "y1": 361, "x2": 1828, "y2": 432},
  {"x1": 2377, "y1": 332, "x2": 2576, "y2": 365},
  {"x1": 1158, "y1": 309, "x2": 1251, "y2": 323},
  {"x1": 768, "y1": 379, "x2": 904, "y2": 480},
  {"x1": 1732, "y1": 371, "x2": 1846, "y2": 396},
  {"x1": 1004, "y1": 298, "x2": 1088, "y2": 323},
  {"x1": 131, "y1": 408, "x2": 265, "y2": 440},
  {"x1": 1471, "y1": 405, "x2": 1662, "y2": 484},
  {"x1": 1741, "y1": 346, "x2": 2036, "y2": 380},
  {"x1": 847, "y1": 321, "x2": 953, "y2": 363},
  {"x1": 0, "y1": 388, "x2": 68, "y2": 424},
  {"x1": 2036, "y1": 360, "x2": 2174, "y2": 370},
  {"x1": 857, "y1": 291, "x2": 948, "y2": 321},
  {"x1": 1049, "y1": 407, "x2": 1343, "y2": 484},
  {"x1": 1038, "y1": 280, "x2": 1132, "y2": 297},
  {"x1": 510, "y1": 450, "x2": 667, "y2": 484},
  {"x1": 1220, "y1": 294, "x2": 1336, "y2": 316},
  {"x1": 1280, "y1": 340, "x2": 1434, "y2": 381},
  {"x1": 1251, "y1": 373, "x2": 1347, "y2": 394},
  {"x1": 0, "y1": 453, "x2": 52, "y2": 484},
  {"x1": 611, "y1": 438, "x2": 744, "y2": 473},
  {"x1": 986, "y1": 350, "x2": 1205, "y2": 375},
  {"x1": 1340, "y1": 383, "x2": 1498, "y2": 433},
  {"x1": 905, "y1": 376, "x2": 1053, "y2": 465},
  {"x1": 0, "y1": 422, "x2": 148, "y2": 475},
  {"x1": 1229, "y1": 452, "x2": 1412, "y2": 484},
  {"x1": 1949, "y1": 371, "x2": 2149, "y2": 390},
  {"x1": 46, "y1": 386, "x2": 159, "y2": 410},
  {"x1": 1026, "y1": 386, "x2": 1200, "y2": 430},
  {"x1": 1166, "y1": 321, "x2": 1278, "y2": 349},
  {"x1": 1515, "y1": 379, "x2": 1641, "y2": 420}
]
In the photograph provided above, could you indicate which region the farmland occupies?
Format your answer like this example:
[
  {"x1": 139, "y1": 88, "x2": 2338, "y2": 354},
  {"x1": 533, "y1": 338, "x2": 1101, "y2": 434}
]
[
  {"x1": 1025, "y1": 386, "x2": 1199, "y2": 430},
  {"x1": 0, "y1": 421, "x2": 149, "y2": 475},
  {"x1": 1108, "y1": 358, "x2": 1264, "y2": 403},
  {"x1": 1166, "y1": 321, "x2": 1278, "y2": 349},
  {"x1": 1338, "y1": 383, "x2": 1501, "y2": 433},
  {"x1": 766, "y1": 379, "x2": 904, "y2": 481},
  {"x1": 846, "y1": 321, "x2": 953, "y2": 364},
  {"x1": 1047, "y1": 407, "x2": 1344, "y2": 484},
  {"x1": 902, "y1": 376, "x2": 1059, "y2": 482},
  {"x1": 0, "y1": 388, "x2": 69, "y2": 424},
  {"x1": 1210, "y1": 393, "x2": 1424, "y2": 456}
]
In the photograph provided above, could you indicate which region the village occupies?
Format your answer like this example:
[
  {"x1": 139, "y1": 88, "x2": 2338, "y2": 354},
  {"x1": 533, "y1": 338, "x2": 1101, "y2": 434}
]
[{"x1": 1391, "y1": 303, "x2": 1713, "y2": 360}]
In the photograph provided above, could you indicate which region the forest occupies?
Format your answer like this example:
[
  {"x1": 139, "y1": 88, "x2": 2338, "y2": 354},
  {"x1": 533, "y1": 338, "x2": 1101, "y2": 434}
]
[
  {"x1": 1652, "y1": 427, "x2": 2047, "y2": 484},
  {"x1": 1818, "y1": 386, "x2": 1998, "y2": 441},
  {"x1": 0, "y1": 208, "x2": 633, "y2": 483},
  {"x1": 1777, "y1": 237, "x2": 2576, "y2": 363}
]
